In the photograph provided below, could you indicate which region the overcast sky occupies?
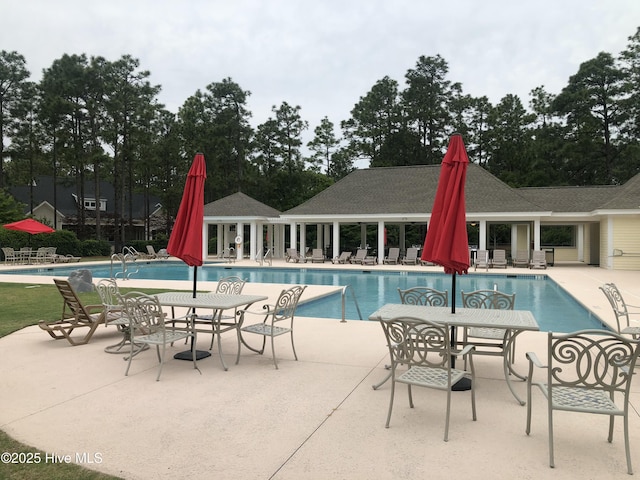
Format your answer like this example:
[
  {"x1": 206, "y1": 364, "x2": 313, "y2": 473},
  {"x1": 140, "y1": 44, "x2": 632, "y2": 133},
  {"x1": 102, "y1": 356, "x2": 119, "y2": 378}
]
[{"x1": 3, "y1": 0, "x2": 640, "y2": 135}]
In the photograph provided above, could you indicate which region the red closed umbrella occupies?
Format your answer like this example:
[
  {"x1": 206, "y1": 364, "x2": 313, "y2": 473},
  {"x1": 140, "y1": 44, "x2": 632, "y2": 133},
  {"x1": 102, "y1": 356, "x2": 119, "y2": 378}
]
[
  {"x1": 4, "y1": 218, "x2": 55, "y2": 234},
  {"x1": 166, "y1": 153, "x2": 208, "y2": 361},
  {"x1": 421, "y1": 134, "x2": 470, "y2": 388}
]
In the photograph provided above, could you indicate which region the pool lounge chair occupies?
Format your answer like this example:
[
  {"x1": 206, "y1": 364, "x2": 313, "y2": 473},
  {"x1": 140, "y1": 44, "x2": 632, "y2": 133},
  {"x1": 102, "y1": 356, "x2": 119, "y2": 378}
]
[
  {"x1": 512, "y1": 250, "x2": 529, "y2": 267},
  {"x1": 401, "y1": 247, "x2": 419, "y2": 265},
  {"x1": 286, "y1": 248, "x2": 306, "y2": 263},
  {"x1": 529, "y1": 250, "x2": 547, "y2": 269},
  {"x1": 474, "y1": 250, "x2": 489, "y2": 271},
  {"x1": 383, "y1": 248, "x2": 400, "y2": 265},
  {"x1": 350, "y1": 249, "x2": 368, "y2": 264},
  {"x1": 38, "y1": 279, "x2": 113, "y2": 346},
  {"x1": 310, "y1": 248, "x2": 325, "y2": 263},
  {"x1": 491, "y1": 249, "x2": 508, "y2": 268},
  {"x1": 332, "y1": 252, "x2": 352, "y2": 264}
]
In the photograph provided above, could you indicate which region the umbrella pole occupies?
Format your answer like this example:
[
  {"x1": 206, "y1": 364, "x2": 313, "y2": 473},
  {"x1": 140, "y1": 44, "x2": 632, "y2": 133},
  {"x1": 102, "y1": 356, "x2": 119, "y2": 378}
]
[
  {"x1": 174, "y1": 265, "x2": 211, "y2": 361},
  {"x1": 450, "y1": 271, "x2": 472, "y2": 391}
]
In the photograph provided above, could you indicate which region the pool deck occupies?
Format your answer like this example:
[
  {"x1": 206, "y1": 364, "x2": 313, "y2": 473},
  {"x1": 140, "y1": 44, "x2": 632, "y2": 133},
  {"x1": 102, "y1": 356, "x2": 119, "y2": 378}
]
[{"x1": 1, "y1": 259, "x2": 639, "y2": 479}]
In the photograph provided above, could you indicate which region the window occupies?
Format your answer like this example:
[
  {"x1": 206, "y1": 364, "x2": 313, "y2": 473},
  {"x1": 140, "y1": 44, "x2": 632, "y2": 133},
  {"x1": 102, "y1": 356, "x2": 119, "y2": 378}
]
[{"x1": 541, "y1": 225, "x2": 575, "y2": 247}]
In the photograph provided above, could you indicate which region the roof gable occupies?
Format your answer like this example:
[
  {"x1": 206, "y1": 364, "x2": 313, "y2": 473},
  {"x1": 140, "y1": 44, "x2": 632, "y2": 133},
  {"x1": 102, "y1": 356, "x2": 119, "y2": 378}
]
[{"x1": 204, "y1": 192, "x2": 281, "y2": 217}]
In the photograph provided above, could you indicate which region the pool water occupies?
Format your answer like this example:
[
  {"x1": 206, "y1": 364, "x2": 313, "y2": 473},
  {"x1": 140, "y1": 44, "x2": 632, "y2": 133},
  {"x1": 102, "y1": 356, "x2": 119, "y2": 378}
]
[{"x1": 2, "y1": 262, "x2": 606, "y2": 332}]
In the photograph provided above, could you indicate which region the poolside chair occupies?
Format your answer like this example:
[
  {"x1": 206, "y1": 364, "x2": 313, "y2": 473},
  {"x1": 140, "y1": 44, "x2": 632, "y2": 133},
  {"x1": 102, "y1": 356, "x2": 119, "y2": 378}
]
[
  {"x1": 529, "y1": 250, "x2": 547, "y2": 269},
  {"x1": 491, "y1": 249, "x2": 508, "y2": 268},
  {"x1": 239, "y1": 285, "x2": 307, "y2": 369},
  {"x1": 350, "y1": 249, "x2": 368, "y2": 264},
  {"x1": 310, "y1": 248, "x2": 325, "y2": 263},
  {"x1": 474, "y1": 250, "x2": 489, "y2": 271},
  {"x1": 401, "y1": 247, "x2": 419, "y2": 265},
  {"x1": 146, "y1": 245, "x2": 158, "y2": 258},
  {"x1": 38, "y1": 278, "x2": 111, "y2": 346},
  {"x1": 286, "y1": 248, "x2": 306, "y2": 263},
  {"x1": 191, "y1": 276, "x2": 247, "y2": 350},
  {"x1": 383, "y1": 248, "x2": 400, "y2": 265},
  {"x1": 119, "y1": 291, "x2": 199, "y2": 381},
  {"x1": 512, "y1": 250, "x2": 529, "y2": 268},
  {"x1": 461, "y1": 289, "x2": 517, "y2": 373},
  {"x1": 526, "y1": 330, "x2": 640, "y2": 475},
  {"x1": 599, "y1": 283, "x2": 640, "y2": 338},
  {"x1": 378, "y1": 316, "x2": 476, "y2": 441},
  {"x1": 2, "y1": 247, "x2": 17, "y2": 265},
  {"x1": 332, "y1": 251, "x2": 351, "y2": 264},
  {"x1": 398, "y1": 287, "x2": 448, "y2": 306}
]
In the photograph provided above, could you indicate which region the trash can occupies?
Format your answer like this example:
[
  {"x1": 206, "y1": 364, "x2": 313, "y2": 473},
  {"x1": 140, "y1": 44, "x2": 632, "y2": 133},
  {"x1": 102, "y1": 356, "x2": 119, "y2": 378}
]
[{"x1": 544, "y1": 248, "x2": 555, "y2": 266}]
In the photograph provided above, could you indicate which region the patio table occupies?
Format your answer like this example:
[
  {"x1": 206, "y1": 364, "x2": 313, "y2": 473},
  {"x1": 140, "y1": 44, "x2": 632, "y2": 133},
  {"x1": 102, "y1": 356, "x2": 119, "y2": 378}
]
[
  {"x1": 369, "y1": 304, "x2": 539, "y2": 405},
  {"x1": 155, "y1": 292, "x2": 268, "y2": 370}
]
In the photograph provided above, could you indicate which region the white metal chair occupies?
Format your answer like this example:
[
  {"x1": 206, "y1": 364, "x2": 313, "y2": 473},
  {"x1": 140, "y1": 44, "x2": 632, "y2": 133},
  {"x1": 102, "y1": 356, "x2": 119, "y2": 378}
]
[
  {"x1": 239, "y1": 285, "x2": 307, "y2": 369},
  {"x1": 526, "y1": 330, "x2": 640, "y2": 475},
  {"x1": 378, "y1": 316, "x2": 476, "y2": 441},
  {"x1": 599, "y1": 283, "x2": 640, "y2": 338},
  {"x1": 191, "y1": 276, "x2": 247, "y2": 350},
  {"x1": 120, "y1": 292, "x2": 200, "y2": 381},
  {"x1": 491, "y1": 249, "x2": 508, "y2": 268}
]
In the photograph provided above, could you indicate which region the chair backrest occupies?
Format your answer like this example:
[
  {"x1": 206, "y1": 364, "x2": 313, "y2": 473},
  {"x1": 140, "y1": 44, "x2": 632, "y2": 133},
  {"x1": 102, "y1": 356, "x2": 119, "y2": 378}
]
[
  {"x1": 119, "y1": 292, "x2": 165, "y2": 335},
  {"x1": 476, "y1": 250, "x2": 489, "y2": 265},
  {"x1": 387, "y1": 248, "x2": 399, "y2": 259},
  {"x1": 271, "y1": 285, "x2": 307, "y2": 323},
  {"x1": 398, "y1": 287, "x2": 448, "y2": 307},
  {"x1": 493, "y1": 250, "x2": 507, "y2": 262},
  {"x1": 354, "y1": 249, "x2": 367, "y2": 260},
  {"x1": 379, "y1": 316, "x2": 453, "y2": 370},
  {"x1": 146, "y1": 245, "x2": 156, "y2": 256},
  {"x1": 215, "y1": 276, "x2": 246, "y2": 295},
  {"x1": 2, "y1": 247, "x2": 16, "y2": 260},
  {"x1": 96, "y1": 278, "x2": 121, "y2": 309},
  {"x1": 312, "y1": 248, "x2": 324, "y2": 258},
  {"x1": 54, "y1": 278, "x2": 101, "y2": 324},
  {"x1": 515, "y1": 250, "x2": 528, "y2": 261},
  {"x1": 405, "y1": 247, "x2": 418, "y2": 260},
  {"x1": 600, "y1": 283, "x2": 631, "y2": 332},
  {"x1": 338, "y1": 252, "x2": 351, "y2": 261},
  {"x1": 545, "y1": 329, "x2": 640, "y2": 398},
  {"x1": 531, "y1": 250, "x2": 546, "y2": 264},
  {"x1": 461, "y1": 289, "x2": 515, "y2": 310}
]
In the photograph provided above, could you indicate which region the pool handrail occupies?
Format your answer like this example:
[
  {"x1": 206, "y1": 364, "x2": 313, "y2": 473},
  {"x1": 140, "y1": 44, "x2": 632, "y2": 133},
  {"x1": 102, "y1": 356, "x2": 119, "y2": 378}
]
[{"x1": 341, "y1": 285, "x2": 363, "y2": 322}]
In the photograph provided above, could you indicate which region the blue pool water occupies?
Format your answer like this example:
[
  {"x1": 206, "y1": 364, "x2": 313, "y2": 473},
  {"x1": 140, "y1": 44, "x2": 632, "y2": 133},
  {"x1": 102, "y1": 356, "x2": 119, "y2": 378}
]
[{"x1": 2, "y1": 262, "x2": 606, "y2": 332}]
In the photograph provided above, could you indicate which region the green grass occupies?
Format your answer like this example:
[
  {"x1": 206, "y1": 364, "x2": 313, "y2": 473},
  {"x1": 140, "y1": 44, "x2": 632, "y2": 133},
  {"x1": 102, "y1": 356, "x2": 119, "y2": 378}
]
[{"x1": 0, "y1": 280, "x2": 169, "y2": 479}]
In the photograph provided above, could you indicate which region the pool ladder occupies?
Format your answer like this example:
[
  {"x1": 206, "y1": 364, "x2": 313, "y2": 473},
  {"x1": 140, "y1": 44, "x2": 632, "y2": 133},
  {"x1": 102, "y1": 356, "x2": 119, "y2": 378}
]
[
  {"x1": 110, "y1": 252, "x2": 138, "y2": 280},
  {"x1": 341, "y1": 285, "x2": 363, "y2": 322},
  {"x1": 255, "y1": 248, "x2": 272, "y2": 267}
]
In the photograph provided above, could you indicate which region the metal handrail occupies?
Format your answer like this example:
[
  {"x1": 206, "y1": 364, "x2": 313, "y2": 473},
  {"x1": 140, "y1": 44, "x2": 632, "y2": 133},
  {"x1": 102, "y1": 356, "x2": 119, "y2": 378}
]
[
  {"x1": 341, "y1": 285, "x2": 363, "y2": 322},
  {"x1": 110, "y1": 252, "x2": 138, "y2": 280}
]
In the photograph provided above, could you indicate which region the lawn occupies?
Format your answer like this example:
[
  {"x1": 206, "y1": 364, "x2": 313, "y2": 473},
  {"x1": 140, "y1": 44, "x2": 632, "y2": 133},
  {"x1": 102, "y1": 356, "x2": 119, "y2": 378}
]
[{"x1": 0, "y1": 281, "x2": 165, "y2": 479}]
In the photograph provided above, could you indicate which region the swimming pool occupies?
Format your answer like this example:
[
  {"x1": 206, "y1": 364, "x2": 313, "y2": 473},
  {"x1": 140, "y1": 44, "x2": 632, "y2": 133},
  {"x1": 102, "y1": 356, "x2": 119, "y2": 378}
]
[{"x1": 1, "y1": 262, "x2": 605, "y2": 332}]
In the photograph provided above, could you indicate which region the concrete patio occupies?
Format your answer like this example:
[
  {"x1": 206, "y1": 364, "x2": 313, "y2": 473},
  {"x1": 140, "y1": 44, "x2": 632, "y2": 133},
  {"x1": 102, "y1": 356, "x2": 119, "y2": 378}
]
[{"x1": 0, "y1": 260, "x2": 639, "y2": 479}]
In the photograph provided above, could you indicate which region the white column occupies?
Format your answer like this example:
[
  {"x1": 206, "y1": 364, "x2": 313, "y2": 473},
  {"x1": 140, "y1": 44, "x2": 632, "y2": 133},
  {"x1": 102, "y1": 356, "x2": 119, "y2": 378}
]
[
  {"x1": 378, "y1": 221, "x2": 385, "y2": 264},
  {"x1": 217, "y1": 224, "x2": 223, "y2": 257},
  {"x1": 202, "y1": 222, "x2": 208, "y2": 261},
  {"x1": 299, "y1": 223, "x2": 307, "y2": 255},
  {"x1": 577, "y1": 224, "x2": 584, "y2": 262},
  {"x1": 289, "y1": 222, "x2": 297, "y2": 250},
  {"x1": 235, "y1": 222, "x2": 243, "y2": 261},
  {"x1": 479, "y1": 221, "x2": 487, "y2": 250},
  {"x1": 332, "y1": 221, "x2": 340, "y2": 259},
  {"x1": 361, "y1": 223, "x2": 367, "y2": 249},
  {"x1": 533, "y1": 219, "x2": 541, "y2": 250},
  {"x1": 250, "y1": 221, "x2": 257, "y2": 261},
  {"x1": 316, "y1": 223, "x2": 323, "y2": 249}
]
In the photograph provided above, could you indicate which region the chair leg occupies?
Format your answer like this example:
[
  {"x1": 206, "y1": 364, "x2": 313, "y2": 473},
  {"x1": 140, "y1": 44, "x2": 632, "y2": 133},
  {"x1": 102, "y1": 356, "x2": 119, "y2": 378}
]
[
  {"x1": 290, "y1": 331, "x2": 298, "y2": 361},
  {"x1": 271, "y1": 335, "x2": 278, "y2": 369},
  {"x1": 548, "y1": 407, "x2": 555, "y2": 468},
  {"x1": 385, "y1": 376, "x2": 396, "y2": 428},
  {"x1": 444, "y1": 388, "x2": 451, "y2": 442},
  {"x1": 624, "y1": 414, "x2": 633, "y2": 474},
  {"x1": 156, "y1": 344, "x2": 165, "y2": 381}
]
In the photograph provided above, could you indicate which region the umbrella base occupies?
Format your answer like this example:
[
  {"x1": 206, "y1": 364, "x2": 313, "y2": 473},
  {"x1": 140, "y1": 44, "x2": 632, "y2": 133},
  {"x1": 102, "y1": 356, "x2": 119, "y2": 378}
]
[
  {"x1": 174, "y1": 350, "x2": 211, "y2": 361},
  {"x1": 452, "y1": 377, "x2": 472, "y2": 391}
]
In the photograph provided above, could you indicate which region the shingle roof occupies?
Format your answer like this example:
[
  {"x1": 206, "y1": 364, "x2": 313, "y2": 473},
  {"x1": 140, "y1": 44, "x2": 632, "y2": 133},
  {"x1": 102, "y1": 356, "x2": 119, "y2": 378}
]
[
  {"x1": 203, "y1": 192, "x2": 281, "y2": 217},
  {"x1": 517, "y1": 185, "x2": 619, "y2": 212},
  {"x1": 283, "y1": 164, "x2": 546, "y2": 215},
  {"x1": 599, "y1": 173, "x2": 640, "y2": 209}
]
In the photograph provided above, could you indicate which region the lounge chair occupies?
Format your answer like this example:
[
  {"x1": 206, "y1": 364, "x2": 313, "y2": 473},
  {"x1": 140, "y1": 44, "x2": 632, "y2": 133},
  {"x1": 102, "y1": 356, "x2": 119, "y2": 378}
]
[
  {"x1": 146, "y1": 245, "x2": 158, "y2": 258},
  {"x1": 332, "y1": 252, "x2": 352, "y2": 264},
  {"x1": 512, "y1": 250, "x2": 529, "y2": 267},
  {"x1": 529, "y1": 250, "x2": 547, "y2": 269},
  {"x1": 38, "y1": 278, "x2": 114, "y2": 346},
  {"x1": 474, "y1": 250, "x2": 489, "y2": 271},
  {"x1": 491, "y1": 249, "x2": 508, "y2": 268},
  {"x1": 350, "y1": 249, "x2": 368, "y2": 264},
  {"x1": 401, "y1": 247, "x2": 418, "y2": 265},
  {"x1": 310, "y1": 248, "x2": 325, "y2": 263},
  {"x1": 286, "y1": 248, "x2": 306, "y2": 263},
  {"x1": 383, "y1": 247, "x2": 400, "y2": 265}
]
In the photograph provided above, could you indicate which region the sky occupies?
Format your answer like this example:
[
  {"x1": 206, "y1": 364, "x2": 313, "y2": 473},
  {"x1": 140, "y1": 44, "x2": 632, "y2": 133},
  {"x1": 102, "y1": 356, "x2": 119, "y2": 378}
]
[{"x1": 3, "y1": 0, "x2": 640, "y2": 139}]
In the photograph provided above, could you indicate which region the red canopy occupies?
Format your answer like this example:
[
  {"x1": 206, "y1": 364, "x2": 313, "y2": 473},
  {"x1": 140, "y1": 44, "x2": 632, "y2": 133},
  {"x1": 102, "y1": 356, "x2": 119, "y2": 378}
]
[
  {"x1": 3, "y1": 218, "x2": 55, "y2": 234},
  {"x1": 167, "y1": 153, "x2": 206, "y2": 267},
  {"x1": 421, "y1": 134, "x2": 470, "y2": 275}
]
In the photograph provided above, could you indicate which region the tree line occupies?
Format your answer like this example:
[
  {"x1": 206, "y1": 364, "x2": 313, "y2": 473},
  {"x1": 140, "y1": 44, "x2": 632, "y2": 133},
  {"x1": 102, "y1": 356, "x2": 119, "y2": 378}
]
[{"x1": 1, "y1": 27, "x2": 640, "y2": 247}]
